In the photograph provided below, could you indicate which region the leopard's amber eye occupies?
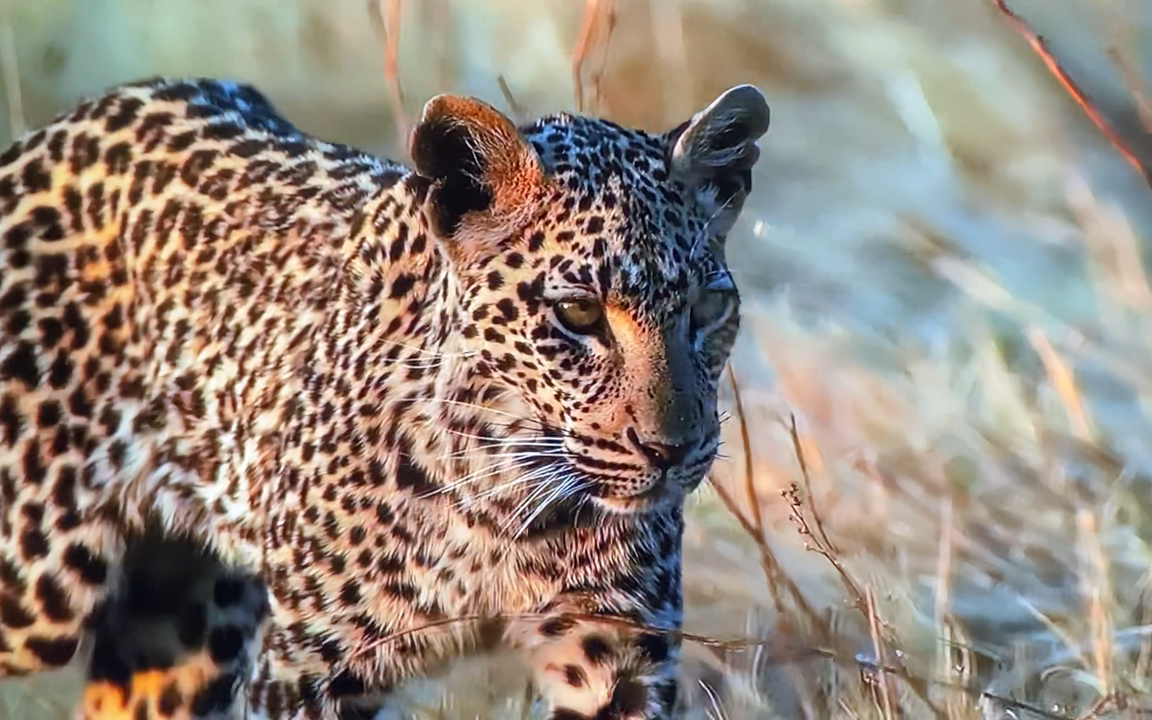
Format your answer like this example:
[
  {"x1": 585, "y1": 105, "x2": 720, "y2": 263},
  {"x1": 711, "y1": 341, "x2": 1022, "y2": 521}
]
[
  {"x1": 555, "y1": 297, "x2": 605, "y2": 335},
  {"x1": 690, "y1": 290, "x2": 734, "y2": 332}
]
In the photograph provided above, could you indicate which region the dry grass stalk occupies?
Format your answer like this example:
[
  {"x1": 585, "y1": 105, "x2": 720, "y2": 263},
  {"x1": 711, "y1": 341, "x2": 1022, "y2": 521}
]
[
  {"x1": 782, "y1": 436, "x2": 863, "y2": 611},
  {"x1": 0, "y1": 0, "x2": 23, "y2": 140},
  {"x1": 1028, "y1": 327, "x2": 1094, "y2": 442},
  {"x1": 1106, "y1": 46, "x2": 1152, "y2": 133},
  {"x1": 346, "y1": 608, "x2": 833, "y2": 663},
  {"x1": 337, "y1": 604, "x2": 1090, "y2": 717},
  {"x1": 496, "y1": 74, "x2": 524, "y2": 122},
  {"x1": 368, "y1": 0, "x2": 410, "y2": 158},
  {"x1": 1076, "y1": 509, "x2": 1114, "y2": 700},
  {"x1": 865, "y1": 586, "x2": 896, "y2": 720},
  {"x1": 780, "y1": 415, "x2": 952, "y2": 718},
  {"x1": 571, "y1": 0, "x2": 616, "y2": 114},
  {"x1": 987, "y1": 0, "x2": 1152, "y2": 190},
  {"x1": 708, "y1": 366, "x2": 823, "y2": 628}
]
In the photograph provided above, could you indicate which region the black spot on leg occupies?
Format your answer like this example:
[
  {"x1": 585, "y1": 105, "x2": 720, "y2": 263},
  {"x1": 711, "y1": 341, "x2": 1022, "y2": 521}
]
[
  {"x1": 207, "y1": 625, "x2": 245, "y2": 664},
  {"x1": 605, "y1": 677, "x2": 648, "y2": 715},
  {"x1": 176, "y1": 602, "x2": 208, "y2": 649},
  {"x1": 328, "y1": 669, "x2": 366, "y2": 697},
  {"x1": 63, "y1": 543, "x2": 108, "y2": 585},
  {"x1": 190, "y1": 673, "x2": 237, "y2": 716},
  {"x1": 213, "y1": 577, "x2": 244, "y2": 608},
  {"x1": 158, "y1": 681, "x2": 183, "y2": 716},
  {"x1": 581, "y1": 635, "x2": 614, "y2": 666},
  {"x1": 0, "y1": 595, "x2": 35, "y2": 628},
  {"x1": 563, "y1": 664, "x2": 587, "y2": 688},
  {"x1": 34, "y1": 573, "x2": 74, "y2": 621},
  {"x1": 634, "y1": 632, "x2": 670, "y2": 664},
  {"x1": 19, "y1": 526, "x2": 49, "y2": 560},
  {"x1": 539, "y1": 616, "x2": 577, "y2": 637},
  {"x1": 0, "y1": 558, "x2": 22, "y2": 590},
  {"x1": 0, "y1": 394, "x2": 22, "y2": 446},
  {"x1": 24, "y1": 634, "x2": 79, "y2": 666}
]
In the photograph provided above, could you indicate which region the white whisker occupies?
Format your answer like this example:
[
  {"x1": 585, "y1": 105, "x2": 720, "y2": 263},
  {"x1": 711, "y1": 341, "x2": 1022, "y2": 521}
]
[
  {"x1": 473, "y1": 462, "x2": 564, "y2": 502},
  {"x1": 437, "y1": 442, "x2": 566, "y2": 461},
  {"x1": 421, "y1": 397, "x2": 548, "y2": 427},
  {"x1": 502, "y1": 469, "x2": 567, "y2": 535},
  {"x1": 380, "y1": 339, "x2": 478, "y2": 360},
  {"x1": 418, "y1": 456, "x2": 540, "y2": 499},
  {"x1": 513, "y1": 474, "x2": 586, "y2": 539}
]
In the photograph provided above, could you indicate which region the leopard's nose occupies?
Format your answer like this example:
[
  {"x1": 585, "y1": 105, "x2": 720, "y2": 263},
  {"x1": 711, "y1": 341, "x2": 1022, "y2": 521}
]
[{"x1": 626, "y1": 428, "x2": 690, "y2": 470}]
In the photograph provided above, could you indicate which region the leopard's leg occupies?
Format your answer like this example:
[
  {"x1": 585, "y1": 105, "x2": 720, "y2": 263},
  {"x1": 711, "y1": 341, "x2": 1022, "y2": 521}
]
[
  {"x1": 512, "y1": 613, "x2": 681, "y2": 720},
  {"x1": 511, "y1": 589, "x2": 681, "y2": 718},
  {"x1": 75, "y1": 534, "x2": 270, "y2": 720},
  {"x1": 0, "y1": 474, "x2": 121, "y2": 679}
]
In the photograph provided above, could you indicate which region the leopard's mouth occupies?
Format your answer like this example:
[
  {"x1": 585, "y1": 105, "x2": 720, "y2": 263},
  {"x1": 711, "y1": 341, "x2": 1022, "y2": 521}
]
[
  {"x1": 489, "y1": 423, "x2": 720, "y2": 517},
  {"x1": 573, "y1": 448, "x2": 719, "y2": 514}
]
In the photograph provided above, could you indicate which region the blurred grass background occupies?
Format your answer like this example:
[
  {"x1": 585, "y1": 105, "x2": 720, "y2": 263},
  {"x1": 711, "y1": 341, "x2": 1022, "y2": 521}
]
[{"x1": 4, "y1": 0, "x2": 1152, "y2": 717}]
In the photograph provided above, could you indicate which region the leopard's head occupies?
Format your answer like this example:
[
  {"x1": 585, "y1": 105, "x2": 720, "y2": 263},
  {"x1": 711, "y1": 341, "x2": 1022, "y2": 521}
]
[{"x1": 411, "y1": 86, "x2": 769, "y2": 514}]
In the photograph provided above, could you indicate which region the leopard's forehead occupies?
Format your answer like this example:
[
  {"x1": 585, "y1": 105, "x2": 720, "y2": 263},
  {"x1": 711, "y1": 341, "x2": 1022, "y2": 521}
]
[
  {"x1": 521, "y1": 113, "x2": 672, "y2": 190},
  {"x1": 515, "y1": 114, "x2": 721, "y2": 307}
]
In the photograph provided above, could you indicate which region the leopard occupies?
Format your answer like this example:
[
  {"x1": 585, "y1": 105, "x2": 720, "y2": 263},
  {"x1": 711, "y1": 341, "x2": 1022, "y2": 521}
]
[{"x1": 0, "y1": 75, "x2": 769, "y2": 719}]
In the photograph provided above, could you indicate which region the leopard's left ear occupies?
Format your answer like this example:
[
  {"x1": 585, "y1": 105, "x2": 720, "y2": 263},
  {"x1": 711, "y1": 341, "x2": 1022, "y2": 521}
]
[
  {"x1": 410, "y1": 94, "x2": 544, "y2": 254},
  {"x1": 667, "y1": 85, "x2": 770, "y2": 241}
]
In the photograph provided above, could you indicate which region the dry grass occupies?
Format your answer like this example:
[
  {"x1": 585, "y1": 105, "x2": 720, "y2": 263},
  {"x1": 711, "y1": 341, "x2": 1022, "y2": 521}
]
[{"x1": 4, "y1": 0, "x2": 1152, "y2": 717}]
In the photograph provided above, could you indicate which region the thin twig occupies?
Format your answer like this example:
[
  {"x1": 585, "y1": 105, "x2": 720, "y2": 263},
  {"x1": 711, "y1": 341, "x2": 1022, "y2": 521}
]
[
  {"x1": 496, "y1": 74, "x2": 524, "y2": 123},
  {"x1": 368, "y1": 0, "x2": 410, "y2": 158},
  {"x1": 571, "y1": 0, "x2": 601, "y2": 112},
  {"x1": 787, "y1": 415, "x2": 836, "y2": 553},
  {"x1": 709, "y1": 366, "x2": 825, "y2": 631},
  {"x1": 336, "y1": 607, "x2": 1087, "y2": 719},
  {"x1": 589, "y1": 2, "x2": 617, "y2": 115},
  {"x1": 987, "y1": 0, "x2": 1152, "y2": 190},
  {"x1": 783, "y1": 418, "x2": 865, "y2": 614},
  {"x1": 706, "y1": 476, "x2": 821, "y2": 626},
  {"x1": 782, "y1": 415, "x2": 945, "y2": 718},
  {"x1": 727, "y1": 366, "x2": 763, "y2": 535},
  {"x1": 1029, "y1": 327, "x2": 1094, "y2": 442},
  {"x1": 0, "y1": 3, "x2": 24, "y2": 140},
  {"x1": 1107, "y1": 46, "x2": 1152, "y2": 133},
  {"x1": 866, "y1": 587, "x2": 896, "y2": 720},
  {"x1": 571, "y1": 0, "x2": 615, "y2": 114}
]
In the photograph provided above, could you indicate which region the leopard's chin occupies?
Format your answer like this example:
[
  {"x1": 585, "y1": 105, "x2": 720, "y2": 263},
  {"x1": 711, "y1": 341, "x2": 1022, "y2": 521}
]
[{"x1": 585, "y1": 477, "x2": 688, "y2": 515}]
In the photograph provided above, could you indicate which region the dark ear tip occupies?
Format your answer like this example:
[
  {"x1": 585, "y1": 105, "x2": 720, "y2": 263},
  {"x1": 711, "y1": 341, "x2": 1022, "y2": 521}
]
[
  {"x1": 718, "y1": 84, "x2": 770, "y2": 138},
  {"x1": 408, "y1": 119, "x2": 443, "y2": 179},
  {"x1": 411, "y1": 115, "x2": 480, "y2": 183}
]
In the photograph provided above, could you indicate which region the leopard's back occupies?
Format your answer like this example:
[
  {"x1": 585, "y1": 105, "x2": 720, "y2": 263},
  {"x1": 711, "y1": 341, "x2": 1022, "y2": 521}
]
[{"x1": 0, "y1": 77, "x2": 402, "y2": 681}]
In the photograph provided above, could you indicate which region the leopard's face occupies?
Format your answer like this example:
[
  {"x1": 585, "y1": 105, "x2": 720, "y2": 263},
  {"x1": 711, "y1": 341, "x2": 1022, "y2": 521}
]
[{"x1": 411, "y1": 88, "x2": 769, "y2": 512}]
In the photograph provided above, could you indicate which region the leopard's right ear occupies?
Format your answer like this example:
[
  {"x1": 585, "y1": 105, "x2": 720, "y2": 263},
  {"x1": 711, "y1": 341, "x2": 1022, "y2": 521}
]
[
  {"x1": 409, "y1": 95, "x2": 544, "y2": 255},
  {"x1": 666, "y1": 85, "x2": 770, "y2": 246}
]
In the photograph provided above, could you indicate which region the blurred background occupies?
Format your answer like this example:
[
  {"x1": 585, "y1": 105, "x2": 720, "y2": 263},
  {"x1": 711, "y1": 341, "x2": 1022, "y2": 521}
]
[{"x1": 3, "y1": 0, "x2": 1152, "y2": 717}]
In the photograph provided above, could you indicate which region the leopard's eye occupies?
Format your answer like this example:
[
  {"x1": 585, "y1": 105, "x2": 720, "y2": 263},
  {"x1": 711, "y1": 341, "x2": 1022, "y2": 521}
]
[
  {"x1": 555, "y1": 297, "x2": 605, "y2": 335},
  {"x1": 690, "y1": 290, "x2": 735, "y2": 332}
]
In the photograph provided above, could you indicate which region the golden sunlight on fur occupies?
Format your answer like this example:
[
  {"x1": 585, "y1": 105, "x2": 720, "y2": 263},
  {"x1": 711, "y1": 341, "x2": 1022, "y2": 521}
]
[{"x1": 3, "y1": 0, "x2": 1151, "y2": 717}]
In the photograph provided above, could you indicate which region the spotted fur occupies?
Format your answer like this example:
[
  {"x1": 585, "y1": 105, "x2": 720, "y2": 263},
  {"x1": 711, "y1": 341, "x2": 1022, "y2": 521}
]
[{"x1": 0, "y1": 77, "x2": 769, "y2": 718}]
